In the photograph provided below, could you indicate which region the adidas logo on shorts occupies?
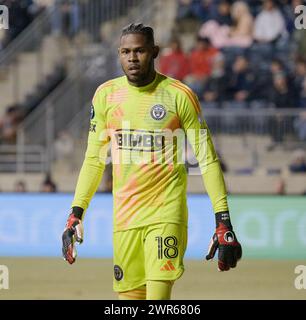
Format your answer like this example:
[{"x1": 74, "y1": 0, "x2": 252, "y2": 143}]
[{"x1": 160, "y1": 260, "x2": 176, "y2": 271}]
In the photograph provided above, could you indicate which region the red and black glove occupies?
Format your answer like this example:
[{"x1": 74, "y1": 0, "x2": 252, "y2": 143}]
[
  {"x1": 62, "y1": 207, "x2": 84, "y2": 264},
  {"x1": 206, "y1": 212, "x2": 242, "y2": 271}
]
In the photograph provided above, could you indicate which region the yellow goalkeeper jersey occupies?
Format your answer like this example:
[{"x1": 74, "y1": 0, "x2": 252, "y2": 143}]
[{"x1": 72, "y1": 72, "x2": 229, "y2": 232}]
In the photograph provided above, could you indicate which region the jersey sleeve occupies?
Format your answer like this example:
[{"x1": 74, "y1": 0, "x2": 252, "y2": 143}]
[
  {"x1": 71, "y1": 86, "x2": 110, "y2": 214},
  {"x1": 176, "y1": 85, "x2": 229, "y2": 213}
]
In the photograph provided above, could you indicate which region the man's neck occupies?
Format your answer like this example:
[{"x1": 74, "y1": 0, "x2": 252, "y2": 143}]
[{"x1": 128, "y1": 70, "x2": 156, "y2": 87}]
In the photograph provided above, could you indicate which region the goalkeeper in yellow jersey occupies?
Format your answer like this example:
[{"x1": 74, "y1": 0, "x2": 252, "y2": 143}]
[{"x1": 62, "y1": 23, "x2": 242, "y2": 300}]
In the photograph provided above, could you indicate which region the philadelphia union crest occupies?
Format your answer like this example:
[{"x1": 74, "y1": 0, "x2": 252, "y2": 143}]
[
  {"x1": 150, "y1": 104, "x2": 166, "y2": 120},
  {"x1": 114, "y1": 265, "x2": 123, "y2": 281}
]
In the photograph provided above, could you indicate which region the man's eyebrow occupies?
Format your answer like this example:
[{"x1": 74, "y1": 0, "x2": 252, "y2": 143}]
[{"x1": 120, "y1": 46, "x2": 148, "y2": 50}]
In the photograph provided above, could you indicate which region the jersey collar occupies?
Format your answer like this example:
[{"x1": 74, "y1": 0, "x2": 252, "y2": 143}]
[{"x1": 125, "y1": 72, "x2": 159, "y2": 93}]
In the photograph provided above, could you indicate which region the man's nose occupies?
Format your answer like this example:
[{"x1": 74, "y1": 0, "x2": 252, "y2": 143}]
[{"x1": 128, "y1": 51, "x2": 138, "y2": 62}]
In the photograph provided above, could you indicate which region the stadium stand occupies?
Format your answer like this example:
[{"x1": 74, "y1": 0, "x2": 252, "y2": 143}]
[
  {"x1": 0, "y1": 0, "x2": 305, "y2": 194},
  {"x1": 167, "y1": 0, "x2": 306, "y2": 194}
]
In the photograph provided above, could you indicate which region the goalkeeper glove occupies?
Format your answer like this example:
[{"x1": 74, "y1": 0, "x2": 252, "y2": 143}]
[
  {"x1": 206, "y1": 211, "x2": 242, "y2": 271},
  {"x1": 62, "y1": 207, "x2": 84, "y2": 264}
]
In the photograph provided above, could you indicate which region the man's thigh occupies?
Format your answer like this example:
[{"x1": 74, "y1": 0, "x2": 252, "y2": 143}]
[
  {"x1": 113, "y1": 227, "x2": 146, "y2": 292},
  {"x1": 144, "y1": 223, "x2": 187, "y2": 281}
]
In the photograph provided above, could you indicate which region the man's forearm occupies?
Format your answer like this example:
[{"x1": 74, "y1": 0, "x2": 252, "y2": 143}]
[
  {"x1": 71, "y1": 154, "x2": 105, "y2": 213},
  {"x1": 188, "y1": 124, "x2": 229, "y2": 214},
  {"x1": 201, "y1": 159, "x2": 229, "y2": 213}
]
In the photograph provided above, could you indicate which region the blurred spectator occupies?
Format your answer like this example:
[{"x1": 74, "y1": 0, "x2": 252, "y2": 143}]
[
  {"x1": 199, "y1": 21, "x2": 230, "y2": 49},
  {"x1": 289, "y1": 149, "x2": 306, "y2": 173},
  {"x1": 268, "y1": 72, "x2": 294, "y2": 147},
  {"x1": 267, "y1": 112, "x2": 286, "y2": 149},
  {"x1": 14, "y1": 180, "x2": 27, "y2": 192},
  {"x1": 51, "y1": 0, "x2": 80, "y2": 39},
  {"x1": 266, "y1": 71, "x2": 295, "y2": 148},
  {"x1": 269, "y1": 72, "x2": 294, "y2": 109},
  {"x1": 293, "y1": 59, "x2": 306, "y2": 108},
  {"x1": 0, "y1": 105, "x2": 22, "y2": 144},
  {"x1": 293, "y1": 28, "x2": 306, "y2": 61},
  {"x1": 270, "y1": 58, "x2": 286, "y2": 76},
  {"x1": 184, "y1": 36, "x2": 219, "y2": 96},
  {"x1": 253, "y1": 0, "x2": 287, "y2": 43},
  {"x1": 177, "y1": 0, "x2": 193, "y2": 20},
  {"x1": 176, "y1": 0, "x2": 217, "y2": 23},
  {"x1": 252, "y1": 58, "x2": 288, "y2": 102},
  {"x1": 267, "y1": 58, "x2": 298, "y2": 104},
  {"x1": 202, "y1": 53, "x2": 227, "y2": 105},
  {"x1": 226, "y1": 1, "x2": 254, "y2": 47},
  {"x1": 225, "y1": 55, "x2": 255, "y2": 104},
  {"x1": 40, "y1": 173, "x2": 57, "y2": 192},
  {"x1": 211, "y1": 0, "x2": 232, "y2": 26},
  {"x1": 294, "y1": 111, "x2": 306, "y2": 141},
  {"x1": 190, "y1": 0, "x2": 217, "y2": 23},
  {"x1": 199, "y1": 1, "x2": 253, "y2": 48},
  {"x1": 198, "y1": 0, "x2": 232, "y2": 49},
  {"x1": 158, "y1": 38, "x2": 189, "y2": 81}
]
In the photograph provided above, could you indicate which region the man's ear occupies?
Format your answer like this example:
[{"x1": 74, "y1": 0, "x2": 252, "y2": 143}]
[{"x1": 153, "y1": 45, "x2": 160, "y2": 59}]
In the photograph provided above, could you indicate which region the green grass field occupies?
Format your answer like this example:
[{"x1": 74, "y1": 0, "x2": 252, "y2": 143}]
[{"x1": 0, "y1": 258, "x2": 305, "y2": 300}]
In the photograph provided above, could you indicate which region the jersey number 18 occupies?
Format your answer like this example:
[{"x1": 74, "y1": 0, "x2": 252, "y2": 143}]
[{"x1": 155, "y1": 236, "x2": 178, "y2": 259}]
